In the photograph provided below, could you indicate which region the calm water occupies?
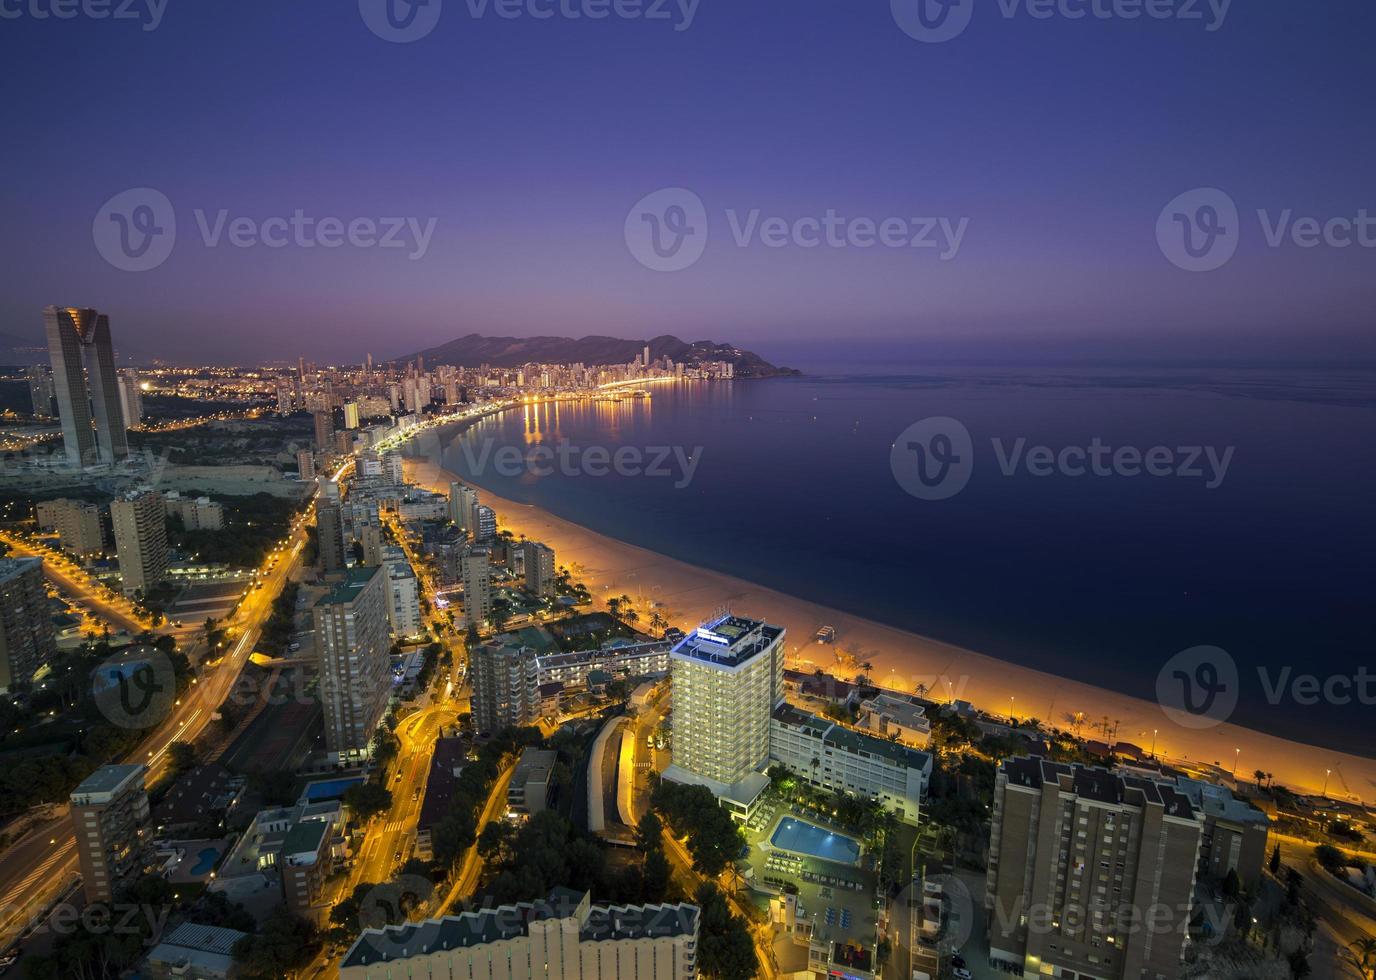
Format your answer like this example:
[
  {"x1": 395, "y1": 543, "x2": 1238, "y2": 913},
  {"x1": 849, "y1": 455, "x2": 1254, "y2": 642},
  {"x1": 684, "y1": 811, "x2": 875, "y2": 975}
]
[{"x1": 419, "y1": 368, "x2": 1376, "y2": 756}]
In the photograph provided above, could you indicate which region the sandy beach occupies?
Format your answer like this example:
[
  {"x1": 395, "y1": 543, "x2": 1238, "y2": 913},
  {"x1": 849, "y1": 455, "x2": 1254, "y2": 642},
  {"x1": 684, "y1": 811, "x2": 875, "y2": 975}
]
[{"x1": 405, "y1": 453, "x2": 1375, "y2": 805}]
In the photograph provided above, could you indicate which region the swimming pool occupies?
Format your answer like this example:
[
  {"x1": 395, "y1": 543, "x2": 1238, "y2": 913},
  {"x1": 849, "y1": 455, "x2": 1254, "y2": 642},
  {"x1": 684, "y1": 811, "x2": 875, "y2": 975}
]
[
  {"x1": 302, "y1": 776, "x2": 364, "y2": 802},
  {"x1": 190, "y1": 847, "x2": 221, "y2": 876},
  {"x1": 769, "y1": 818, "x2": 862, "y2": 866}
]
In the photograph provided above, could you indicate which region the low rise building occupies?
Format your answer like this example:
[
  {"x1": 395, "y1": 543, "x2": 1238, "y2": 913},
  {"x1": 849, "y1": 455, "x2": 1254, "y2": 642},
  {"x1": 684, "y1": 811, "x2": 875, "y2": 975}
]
[
  {"x1": 536, "y1": 639, "x2": 671, "y2": 689},
  {"x1": 858, "y1": 691, "x2": 931, "y2": 747},
  {"x1": 35, "y1": 497, "x2": 104, "y2": 556},
  {"x1": 416, "y1": 738, "x2": 467, "y2": 861},
  {"x1": 1173, "y1": 775, "x2": 1271, "y2": 886},
  {"x1": 165, "y1": 492, "x2": 226, "y2": 531},
  {"x1": 340, "y1": 889, "x2": 699, "y2": 980},
  {"x1": 507, "y1": 747, "x2": 558, "y2": 819},
  {"x1": 769, "y1": 703, "x2": 932, "y2": 825},
  {"x1": 143, "y1": 922, "x2": 249, "y2": 980}
]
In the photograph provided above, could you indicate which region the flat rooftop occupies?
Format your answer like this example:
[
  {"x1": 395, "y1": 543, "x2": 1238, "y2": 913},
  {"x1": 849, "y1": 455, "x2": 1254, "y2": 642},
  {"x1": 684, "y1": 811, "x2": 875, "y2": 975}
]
[
  {"x1": 72, "y1": 763, "x2": 144, "y2": 799},
  {"x1": 316, "y1": 565, "x2": 379, "y2": 606},
  {"x1": 671, "y1": 615, "x2": 784, "y2": 668}
]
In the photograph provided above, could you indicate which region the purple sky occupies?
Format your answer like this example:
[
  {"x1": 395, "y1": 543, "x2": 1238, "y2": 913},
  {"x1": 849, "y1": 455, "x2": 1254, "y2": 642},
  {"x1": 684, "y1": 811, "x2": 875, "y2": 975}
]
[{"x1": 2, "y1": 0, "x2": 1373, "y2": 365}]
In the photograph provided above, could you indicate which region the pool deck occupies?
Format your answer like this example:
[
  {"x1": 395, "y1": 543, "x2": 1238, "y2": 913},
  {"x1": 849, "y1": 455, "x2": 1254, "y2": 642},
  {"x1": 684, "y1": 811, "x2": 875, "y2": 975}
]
[{"x1": 766, "y1": 814, "x2": 863, "y2": 866}]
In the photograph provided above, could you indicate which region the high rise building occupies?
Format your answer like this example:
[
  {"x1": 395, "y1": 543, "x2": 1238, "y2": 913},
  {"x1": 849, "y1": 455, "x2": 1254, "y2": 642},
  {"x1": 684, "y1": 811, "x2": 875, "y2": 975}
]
[
  {"x1": 70, "y1": 763, "x2": 149, "y2": 903},
  {"x1": 475, "y1": 503, "x2": 497, "y2": 543},
  {"x1": 523, "y1": 540, "x2": 556, "y2": 599},
  {"x1": 43, "y1": 306, "x2": 129, "y2": 466},
  {"x1": 110, "y1": 489, "x2": 168, "y2": 596},
  {"x1": 276, "y1": 382, "x2": 295, "y2": 415},
  {"x1": 316, "y1": 498, "x2": 348, "y2": 575},
  {"x1": 470, "y1": 640, "x2": 539, "y2": 734},
  {"x1": 117, "y1": 368, "x2": 143, "y2": 428},
  {"x1": 314, "y1": 567, "x2": 390, "y2": 760},
  {"x1": 382, "y1": 548, "x2": 423, "y2": 638},
  {"x1": 312, "y1": 409, "x2": 335, "y2": 451},
  {"x1": 297, "y1": 449, "x2": 316, "y2": 482},
  {"x1": 340, "y1": 890, "x2": 700, "y2": 980},
  {"x1": 460, "y1": 548, "x2": 492, "y2": 630},
  {"x1": 35, "y1": 498, "x2": 104, "y2": 556},
  {"x1": 664, "y1": 616, "x2": 785, "y2": 816},
  {"x1": 343, "y1": 401, "x2": 360, "y2": 429},
  {"x1": 448, "y1": 482, "x2": 479, "y2": 533},
  {"x1": 985, "y1": 757, "x2": 1204, "y2": 979},
  {"x1": 0, "y1": 558, "x2": 58, "y2": 691},
  {"x1": 26, "y1": 365, "x2": 54, "y2": 419}
]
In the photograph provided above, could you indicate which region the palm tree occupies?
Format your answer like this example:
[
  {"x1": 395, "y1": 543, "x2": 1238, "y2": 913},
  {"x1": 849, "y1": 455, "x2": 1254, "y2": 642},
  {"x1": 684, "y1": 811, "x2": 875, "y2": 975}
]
[
  {"x1": 1343, "y1": 937, "x2": 1376, "y2": 980},
  {"x1": 1253, "y1": 769, "x2": 1267, "y2": 790}
]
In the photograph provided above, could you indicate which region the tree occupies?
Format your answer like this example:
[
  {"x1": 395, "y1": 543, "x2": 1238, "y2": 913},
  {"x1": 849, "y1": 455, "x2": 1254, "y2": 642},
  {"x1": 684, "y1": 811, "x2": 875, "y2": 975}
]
[
  {"x1": 1269, "y1": 843, "x2": 1281, "y2": 876},
  {"x1": 1253, "y1": 769, "x2": 1267, "y2": 790},
  {"x1": 232, "y1": 910, "x2": 319, "y2": 980},
  {"x1": 1222, "y1": 868, "x2": 1241, "y2": 901},
  {"x1": 1343, "y1": 936, "x2": 1376, "y2": 980},
  {"x1": 694, "y1": 882, "x2": 757, "y2": 980},
  {"x1": 167, "y1": 740, "x2": 198, "y2": 775},
  {"x1": 1314, "y1": 843, "x2": 1346, "y2": 875},
  {"x1": 344, "y1": 781, "x2": 393, "y2": 822}
]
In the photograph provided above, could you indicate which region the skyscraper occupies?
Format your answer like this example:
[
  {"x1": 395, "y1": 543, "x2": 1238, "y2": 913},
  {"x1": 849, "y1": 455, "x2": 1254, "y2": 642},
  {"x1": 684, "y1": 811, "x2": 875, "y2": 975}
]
[
  {"x1": 26, "y1": 365, "x2": 54, "y2": 419},
  {"x1": 522, "y1": 540, "x2": 556, "y2": 599},
  {"x1": 314, "y1": 566, "x2": 390, "y2": 760},
  {"x1": 110, "y1": 489, "x2": 168, "y2": 596},
  {"x1": 343, "y1": 401, "x2": 360, "y2": 429},
  {"x1": 43, "y1": 306, "x2": 129, "y2": 466},
  {"x1": 664, "y1": 616, "x2": 785, "y2": 812},
  {"x1": 312, "y1": 409, "x2": 335, "y2": 451},
  {"x1": 70, "y1": 763, "x2": 149, "y2": 903},
  {"x1": 448, "y1": 482, "x2": 479, "y2": 534},
  {"x1": 475, "y1": 504, "x2": 496, "y2": 543},
  {"x1": 460, "y1": 548, "x2": 492, "y2": 630},
  {"x1": 470, "y1": 640, "x2": 539, "y2": 735},
  {"x1": 117, "y1": 368, "x2": 143, "y2": 427},
  {"x1": 297, "y1": 449, "x2": 316, "y2": 482},
  {"x1": 316, "y1": 498, "x2": 348, "y2": 575},
  {"x1": 985, "y1": 757, "x2": 1204, "y2": 979},
  {"x1": 0, "y1": 557, "x2": 58, "y2": 691}
]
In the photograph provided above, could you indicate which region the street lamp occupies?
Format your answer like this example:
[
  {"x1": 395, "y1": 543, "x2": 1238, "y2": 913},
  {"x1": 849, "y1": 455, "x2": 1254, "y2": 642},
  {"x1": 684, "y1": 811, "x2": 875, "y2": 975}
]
[
  {"x1": 1322, "y1": 769, "x2": 1331, "y2": 797},
  {"x1": 1233, "y1": 748, "x2": 1240, "y2": 777}
]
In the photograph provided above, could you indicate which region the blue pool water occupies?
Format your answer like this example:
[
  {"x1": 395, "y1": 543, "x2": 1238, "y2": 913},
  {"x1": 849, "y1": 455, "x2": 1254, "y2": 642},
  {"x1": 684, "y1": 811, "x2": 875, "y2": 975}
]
[
  {"x1": 770, "y1": 818, "x2": 861, "y2": 865},
  {"x1": 190, "y1": 847, "x2": 220, "y2": 876},
  {"x1": 302, "y1": 776, "x2": 364, "y2": 801}
]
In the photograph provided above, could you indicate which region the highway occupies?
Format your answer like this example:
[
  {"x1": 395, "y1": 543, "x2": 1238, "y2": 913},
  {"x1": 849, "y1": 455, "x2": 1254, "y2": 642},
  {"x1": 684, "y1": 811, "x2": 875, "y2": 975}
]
[{"x1": 0, "y1": 505, "x2": 313, "y2": 951}]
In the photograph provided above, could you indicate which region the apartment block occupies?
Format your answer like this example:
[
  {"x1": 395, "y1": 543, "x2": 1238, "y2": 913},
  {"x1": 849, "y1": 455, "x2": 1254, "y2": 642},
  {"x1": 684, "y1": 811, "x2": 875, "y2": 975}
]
[
  {"x1": 35, "y1": 497, "x2": 105, "y2": 556},
  {"x1": 341, "y1": 889, "x2": 699, "y2": 980},
  {"x1": 985, "y1": 757, "x2": 1204, "y2": 980},
  {"x1": 523, "y1": 539, "x2": 556, "y2": 598},
  {"x1": 470, "y1": 640, "x2": 540, "y2": 735},
  {"x1": 71, "y1": 763, "x2": 150, "y2": 903},
  {"x1": 0, "y1": 557, "x2": 57, "y2": 691},
  {"x1": 314, "y1": 567, "x2": 390, "y2": 760},
  {"x1": 110, "y1": 489, "x2": 168, "y2": 596}
]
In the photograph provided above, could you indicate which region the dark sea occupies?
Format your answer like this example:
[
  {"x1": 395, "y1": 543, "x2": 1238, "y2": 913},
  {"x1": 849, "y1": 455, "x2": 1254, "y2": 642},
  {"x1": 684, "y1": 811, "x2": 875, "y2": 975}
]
[{"x1": 427, "y1": 366, "x2": 1376, "y2": 757}]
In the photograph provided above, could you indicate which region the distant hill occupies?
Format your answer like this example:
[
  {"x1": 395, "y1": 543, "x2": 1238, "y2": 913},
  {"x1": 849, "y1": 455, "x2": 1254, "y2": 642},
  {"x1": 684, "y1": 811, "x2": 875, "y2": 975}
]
[{"x1": 394, "y1": 333, "x2": 798, "y2": 378}]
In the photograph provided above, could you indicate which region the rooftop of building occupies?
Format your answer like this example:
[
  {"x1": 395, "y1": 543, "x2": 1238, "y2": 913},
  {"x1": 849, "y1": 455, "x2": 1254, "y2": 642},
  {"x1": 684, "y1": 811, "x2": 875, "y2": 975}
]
[
  {"x1": 1001, "y1": 756, "x2": 1199, "y2": 820},
  {"x1": 72, "y1": 763, "x2": 145, "y2": 799},
  {"x1": 512, "y1": 747, "x2": 558, "y2": 787},
  {"x1": 283, "y1": 818, "x2": 328, "y2": 860},
  {"x1": 671, "y1": 615, "x2": 784, "y2": 668},
  {"x1": 1174, "y1": 776, "x2": 1271, "y2": 827},
  {"x1": 340, "y1": 891, "x2": 699, "y2": 970},
  {"x1": 418, "y1": 738, "x2": 468, "y2": 832},
  {"x1": 0, "y1": 556, "x2": 43, "y2": 581},
  {"x1": 316, "y1": 565, "x2": 380, "y2": 606},
  {"x1": 772, "y1": 703, "x2": 932, "y2": 771}
]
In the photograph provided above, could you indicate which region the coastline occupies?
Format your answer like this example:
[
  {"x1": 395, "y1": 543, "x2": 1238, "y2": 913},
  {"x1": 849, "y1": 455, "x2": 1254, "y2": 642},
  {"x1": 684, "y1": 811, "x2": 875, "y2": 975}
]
[{"x1": 403, "y1": 440, "x2": 1375, "y2": 806}]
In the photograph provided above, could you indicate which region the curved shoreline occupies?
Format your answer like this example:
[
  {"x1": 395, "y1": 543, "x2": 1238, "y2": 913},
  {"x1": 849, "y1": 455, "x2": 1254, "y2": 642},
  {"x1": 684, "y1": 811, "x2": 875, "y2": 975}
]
[{"x1": 401, "y1": 418, "x2": 1375, "y2": 805}]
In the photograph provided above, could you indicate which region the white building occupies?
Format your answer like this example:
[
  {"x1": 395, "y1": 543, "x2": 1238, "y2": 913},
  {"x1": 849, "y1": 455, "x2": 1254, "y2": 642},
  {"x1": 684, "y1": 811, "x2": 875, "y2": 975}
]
[
  {"x1": 770, "y1": 703, "x2": 932, "y2": 825},
  {"x1": 381, "y1": 546, "x2": 423, "y2": 638},
  {"x1": 536, "y1": 640, "x2": 671, "y2": 688},
  {"x1": 164, "y1": 492, "x2": 225, "y2": 531},
  {"x1": 460, "y1": 548, "x2": 492, "y2": 630},
  {"x1": 858, "y1": 691, "x2": 931, "y2": 747},
  {"x1": 35, "y1": 498, "x2": 104, "y2": 556},
  {"x1": 664, "y1": 616, "x2": 785, "y2": 820}
]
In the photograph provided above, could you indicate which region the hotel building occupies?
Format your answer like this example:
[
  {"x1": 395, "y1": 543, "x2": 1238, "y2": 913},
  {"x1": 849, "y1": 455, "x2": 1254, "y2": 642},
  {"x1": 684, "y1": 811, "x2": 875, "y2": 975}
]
[
  {"x1": 770, "y1": 703, "x2": 932, "y2": 825},
  {"x1": 340, "y1": 889, "x2": 699, "y2": 980},
  {"x1": 664, "y1": 616, "x2": 785, "y2": 818},
  {"x1": 985, "y1": 757, "x2": 1204, "y2": 980}
]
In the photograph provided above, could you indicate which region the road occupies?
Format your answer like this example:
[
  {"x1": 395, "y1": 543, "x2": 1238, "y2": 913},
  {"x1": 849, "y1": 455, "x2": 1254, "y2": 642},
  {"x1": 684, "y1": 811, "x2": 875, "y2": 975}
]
[
  {"x1": 0, "y1": 531, "x2": 151, "y2": 636},
  {"x1": 0, "y1": 508, "x2": 313, "y2": 950}
]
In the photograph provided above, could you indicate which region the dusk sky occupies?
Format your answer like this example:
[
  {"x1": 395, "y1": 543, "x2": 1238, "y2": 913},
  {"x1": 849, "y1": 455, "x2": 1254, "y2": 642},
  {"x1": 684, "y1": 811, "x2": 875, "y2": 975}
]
[{"x1": 3, "y1": 0, "x2": 1373, "y2": 365}]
